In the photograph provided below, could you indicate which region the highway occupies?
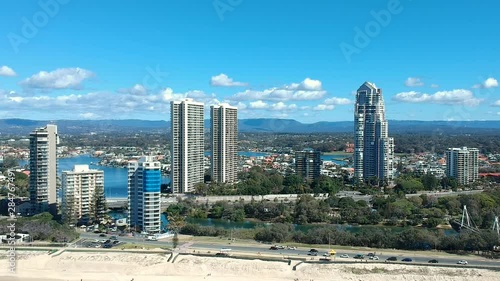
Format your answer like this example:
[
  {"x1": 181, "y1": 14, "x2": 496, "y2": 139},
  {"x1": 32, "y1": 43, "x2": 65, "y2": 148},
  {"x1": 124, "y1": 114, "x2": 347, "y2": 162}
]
[
  {"x1": 106, "y1": 189, "x2": 484, "y2": 207},
  {"x1": 78, "y1": 232, "x2": 500, "y2": 268}
]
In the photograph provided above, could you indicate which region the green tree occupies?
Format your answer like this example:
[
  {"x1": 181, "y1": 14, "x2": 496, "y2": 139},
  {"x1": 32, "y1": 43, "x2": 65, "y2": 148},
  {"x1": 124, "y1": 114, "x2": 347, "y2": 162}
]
[{"x1": 167, "y1": 214, "x2": 186, "y2": 249}]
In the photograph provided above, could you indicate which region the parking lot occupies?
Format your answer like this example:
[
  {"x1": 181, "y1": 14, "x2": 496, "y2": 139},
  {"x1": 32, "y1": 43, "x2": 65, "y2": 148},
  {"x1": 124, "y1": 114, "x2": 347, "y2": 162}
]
[{"x1": 76, "y1": 235, "x2": 126, "y2": 249}]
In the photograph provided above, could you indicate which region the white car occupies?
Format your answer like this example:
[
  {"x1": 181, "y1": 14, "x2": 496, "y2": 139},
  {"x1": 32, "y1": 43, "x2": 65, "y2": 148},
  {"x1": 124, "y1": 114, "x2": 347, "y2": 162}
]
[
  {"x1": 287, "y1": 246, "x2": 297, "y2": 250},
  {"x1": 457, "y1": 260, "x2": 468, "y2": 265},
  {"x1": 369, "y1": 256, "x2": 379, "y2": 260},
  {"x1": 339, "y1": 254, "x2": 349, "y2": 258}
]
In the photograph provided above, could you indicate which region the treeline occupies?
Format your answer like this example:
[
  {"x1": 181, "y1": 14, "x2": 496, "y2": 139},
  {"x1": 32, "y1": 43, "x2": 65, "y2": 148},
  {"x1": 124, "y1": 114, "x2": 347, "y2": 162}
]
[
  {"x1": 166, "y1": 187, "x2": 500, "y2": 228},
  {"x1": 196, "y1": 167, "x2": 345, "y2": 196},
  {"x1": 0, "y1": 213, "x2": 79, "y2": 242},
  {"x1": 180, "y1": 223, "x2": 499, "y2": 253}
]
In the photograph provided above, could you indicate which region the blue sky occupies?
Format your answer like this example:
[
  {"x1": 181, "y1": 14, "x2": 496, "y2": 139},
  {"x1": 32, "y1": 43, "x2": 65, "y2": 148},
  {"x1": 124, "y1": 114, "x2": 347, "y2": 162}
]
[{"x1": 0, "y1": 0, "x2": 499, "y2": 122}]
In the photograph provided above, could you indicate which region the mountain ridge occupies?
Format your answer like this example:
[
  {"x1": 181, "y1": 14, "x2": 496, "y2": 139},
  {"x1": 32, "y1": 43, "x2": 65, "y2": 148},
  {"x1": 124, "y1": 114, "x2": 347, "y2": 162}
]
[{"x1": 1, "y1": 118, "x2": 500, "y2": 135}]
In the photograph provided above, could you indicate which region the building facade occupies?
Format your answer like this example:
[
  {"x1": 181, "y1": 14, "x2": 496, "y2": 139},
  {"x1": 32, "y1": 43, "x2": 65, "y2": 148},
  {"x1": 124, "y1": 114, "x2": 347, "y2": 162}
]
[
  {"x1": 354, "y1": 82, "x2": 395, "y2": 182},
  {"x1": 29, "y1": 124, "x2": 59, "y2": 215},
  {"x1": 295, "y1": 149, "x2": 321, "y2": 181},
  {"x1": 128, "y1": 156, "x2": 161, "y2": 233},
  {"x1": 446, "y1": 147, "x2": 479, "y2": 185},
  {"x1": 211, "y1": 104, "x2": 238, "y2": 184},
  {"x1": 61, "y1": 165, "x2": 105, "y2": 224},
  {"x1": 170, "y1": 99, "x2": 205, "y2": 193}
]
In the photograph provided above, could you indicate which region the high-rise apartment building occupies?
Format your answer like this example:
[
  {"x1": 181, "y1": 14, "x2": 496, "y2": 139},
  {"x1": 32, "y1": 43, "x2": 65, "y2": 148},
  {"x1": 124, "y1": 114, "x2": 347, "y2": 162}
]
[
  {"x1": 170, "y1": 99, "x2": 205, "y2": 193},
  {"x1": 61, "y1": 165, "x2": 105, "y2": 224},
  {"x1": 211, "y1": 104, "x2": 238, "y2": 184},
  {"x1": 295, "y1": 149, "x2": 321, "y2": 181},
  {"x1": 446, "y1": 147, "x2": 479, "y2": 185},
  {"x1": 354, "y1": 82, "x2": 395, "y2": 182},
  {"x1": 29, "y1": 124, "x2": 59, "y2": 214},
  {"x1": 128, "y1": 156, "x2": 162, "y2": 233}
]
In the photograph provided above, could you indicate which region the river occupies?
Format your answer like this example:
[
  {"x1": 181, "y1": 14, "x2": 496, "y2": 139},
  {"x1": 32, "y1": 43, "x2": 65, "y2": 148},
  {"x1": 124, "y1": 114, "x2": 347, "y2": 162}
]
[{"x1": 18, "y1": 152, "x2": 348, "y2": 199}]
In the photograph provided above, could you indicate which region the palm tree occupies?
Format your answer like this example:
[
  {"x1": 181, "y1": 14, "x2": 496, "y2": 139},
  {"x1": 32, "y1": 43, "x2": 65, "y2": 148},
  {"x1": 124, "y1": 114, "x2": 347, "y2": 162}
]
[{"x1": 167, "y1": 214, "x2": 186, "y2": 249}]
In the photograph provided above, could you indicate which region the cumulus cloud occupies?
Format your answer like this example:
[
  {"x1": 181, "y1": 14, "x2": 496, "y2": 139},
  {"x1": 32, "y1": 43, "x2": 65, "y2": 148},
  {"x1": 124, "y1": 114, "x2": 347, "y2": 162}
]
[
  {"x1": 118, "y1": 84, "x2": 148, "y2": 95},
  {"x1": 405, "y1": 77, "x2": 424, "y2": 87},
  {"x1": 249, "y1": 100, "x2": 268, "y2": 109},
  {"x1": 473, "y1": 77, "x2": 499, "y2": 89},
  {"x1": 313, "y1": 104, "x2": 335, "y2": 111},
  {"x1": 0, "y1": 66, "x2": 16, "y2": 76},
  {"x1": 393, "y1": 89, "x2": 482, "y2": 106},
  {"x1": 20, "y1": 67, "x2": 95, "y2": 90},
  {"x1": 230, "y1": 78, "x2": 326, "y2": 101},
  {"x1": 324, "y1": 97, "x2": 352, "y2": 105},
  {"x1": 210, "y1": 73, "x2": 248, "y2": 87},
  {"x1": 493, "y1": 100, "x2": 500, "y2": 107}
]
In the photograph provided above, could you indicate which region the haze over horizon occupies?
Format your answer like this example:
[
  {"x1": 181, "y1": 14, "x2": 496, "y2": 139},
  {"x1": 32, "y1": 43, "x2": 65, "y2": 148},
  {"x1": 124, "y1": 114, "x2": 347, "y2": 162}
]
[{"x1": 0, "y1": 0, "x2": 499, "y2": 122}]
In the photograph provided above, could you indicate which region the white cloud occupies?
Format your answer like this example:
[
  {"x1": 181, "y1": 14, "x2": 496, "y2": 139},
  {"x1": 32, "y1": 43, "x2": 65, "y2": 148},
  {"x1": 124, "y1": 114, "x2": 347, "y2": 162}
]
[
  {"x1": 493, "y1": 100, "x2": 500, "y2": 107},
  {"x1": 20, "y1": 67, "x2": 95, "y2": 89},
  {"x1": 249, "y1": 100, "x2": 268, "y2": 109},
  {"x1": 79, "y1": 112, "x2": 99, "y2": 119},
  {"x1": 324, "y1": 97, "x2": 352, "y2": 105},
  {"x1": 393, "y1": 89, "x2": 482, "y2": 106},
  {"x1": 313, "y1": 104, "x2": 335, "y2": 111},
  {"x1": 230, "y1": 78, "x2": 326, "y2": 101},
  {"x1": 118, "y1": 84, "x2": 148, "y2": 95},
  {"x1": 430, "y1": 84, "x2": 439, "y2": 88},
  {"x1": 405, "y1": 77, "x2": 424, "y2": 87},
  {"x1": 210, "y1": 73, "x2": 248, "y2": 87},
  {"x1": 0, "y1": 66, "x2": 16, "y2": 76},
  {"x1": 473, "y1": 77, "x2": 499, "y2": 89}
]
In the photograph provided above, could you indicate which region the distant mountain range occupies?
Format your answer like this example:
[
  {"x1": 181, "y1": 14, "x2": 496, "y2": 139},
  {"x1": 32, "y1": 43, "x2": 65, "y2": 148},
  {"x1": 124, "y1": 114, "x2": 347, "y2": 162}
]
[{"x1": 1, "y1": 118, "x2": 500, "y2": 135}]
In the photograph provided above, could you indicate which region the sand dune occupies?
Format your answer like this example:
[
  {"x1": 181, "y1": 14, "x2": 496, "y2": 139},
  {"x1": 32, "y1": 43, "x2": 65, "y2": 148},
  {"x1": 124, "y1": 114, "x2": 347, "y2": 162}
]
[{"x1": 1, "y1": 251, "x2": 498, "y2": 281}]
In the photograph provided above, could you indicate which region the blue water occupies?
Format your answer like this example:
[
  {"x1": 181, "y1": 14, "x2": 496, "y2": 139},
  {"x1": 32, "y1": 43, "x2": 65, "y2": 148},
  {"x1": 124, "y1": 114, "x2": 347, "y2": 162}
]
[{"x1": 19, "y1": 152, "x2": 348, "y2": 199}]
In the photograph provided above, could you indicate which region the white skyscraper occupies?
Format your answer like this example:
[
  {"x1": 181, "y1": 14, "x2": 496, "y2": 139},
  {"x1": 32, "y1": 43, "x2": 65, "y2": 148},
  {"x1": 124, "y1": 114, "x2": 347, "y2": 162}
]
[
  {"x1": 354, "y1": 82, "x2": 395, "y2": 182},
  {"x1": 170, "y1": 99, "x2": 205, "y2": 193},
  {"x1": 211, "y1": 104, "x2": 238, "y2": 183},
  {"x1": 29, "y1": 124, "x2": 59, "y2": 215},
  {"x1": 446, "y1": 147, "x2": 479, "y2": 185},
  {"x1": 128, "y1": 156, "x2": 162, "y2": 233},
  {"x1": 61, "y1": 165, "x2": 104, "y2": 224}
]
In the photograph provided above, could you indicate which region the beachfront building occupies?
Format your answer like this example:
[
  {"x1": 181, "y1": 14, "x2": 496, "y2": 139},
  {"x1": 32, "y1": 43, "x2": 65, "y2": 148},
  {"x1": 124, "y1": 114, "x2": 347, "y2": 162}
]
[
  {"x1": 446, "y1": 147, "x2": 479, "y2": 185},
  {"x1": 211, "y1": 104, "x2": 238, "y2": 184},
  {"x1": 170, "y1": 99, "x2": 205, "y2": 193},
  {"x1": 128, "y1": 156, "x2": 162, "y2": 233},
  {"x1": 61, "y1": 165, "x2": 105, "y2": 225},
  {"x1": 29, "y1": 124, "x2": 59, "y2": 215},
  {"x1": 353, "y1": 82, "x2": 395, "y2": 182},
  {"x1": 295, "y1": 149, "x2": 321, "y2": 181}
]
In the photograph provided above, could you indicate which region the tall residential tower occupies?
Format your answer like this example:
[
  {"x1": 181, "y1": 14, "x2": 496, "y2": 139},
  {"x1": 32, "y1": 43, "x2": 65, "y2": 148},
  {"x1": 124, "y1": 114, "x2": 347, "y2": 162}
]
[
  {"x1": 61, "y1": 165, "x2": 105, "y2": 224},
  {"x1": 29, "y1": 124, "x2": 59, "y2": 215},
  {"x1": 128, "y1": 156, "x2": 162, "y2": 233},
  {"x1": 211, "y1": 104, "x2": 238, "y2": 184},
  {"x1": 295, "y1": 149, "x2": 321, "y2": 181},
  {"x1": 170, "y1": 99, "x2": 205, "y2": 193},
  {"x1": 446, "y1": 147, "x2": 479, "y2": 185},
  {"x1": 354, "y1": 82, "x2": 395, "y2": 182}
]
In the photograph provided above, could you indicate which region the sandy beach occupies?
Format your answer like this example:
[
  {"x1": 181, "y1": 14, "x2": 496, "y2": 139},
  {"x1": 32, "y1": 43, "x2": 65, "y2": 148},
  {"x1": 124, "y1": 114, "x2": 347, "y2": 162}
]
[{"x1": 1, "y1": 250, "x2": 499, "y2": 281}]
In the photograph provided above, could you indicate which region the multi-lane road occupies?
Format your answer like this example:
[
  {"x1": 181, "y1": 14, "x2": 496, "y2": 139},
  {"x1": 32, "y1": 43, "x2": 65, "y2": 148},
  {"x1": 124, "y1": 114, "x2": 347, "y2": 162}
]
[{"x1": 78, "y1": 232, "x2": 500, "y2": 268}]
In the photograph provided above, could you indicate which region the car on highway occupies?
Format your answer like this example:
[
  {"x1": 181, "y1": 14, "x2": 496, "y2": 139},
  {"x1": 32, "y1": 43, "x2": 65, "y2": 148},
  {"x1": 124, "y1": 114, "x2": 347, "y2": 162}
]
[
  {"x1": 367, "y1": 253, "x2": 375, "y2": 257},
  {"x1": 402, "y1": 258, "x2": 413, "y2": 262},
  {"x1": 269, "y1": 246, "x2": 278, "y2": 250},
  {"x1": 457, "y1": 260, "x2": 468, "y2": 265},
  {"x1": 369, "y1": 256, "x2": 379, "y2": 260},
  {"x1": 287, "y1": 246, "x2": 297, "y2": 250},
  {"x1": 428, "y1": 259, "x2": 439, "y2": 263},
  {"x1": 339, "y1": 254, "x2": 349, "y2": 258},
  {"x1": 309, "y1": 249, "x2": 318, "y2": 253},
  {"x1": 110, "y1": 236, "x2": 117, "y2": 240},
  {"x1": 386, "y1": 257, "x2": 397, "y2": 261},
  {"x1": 353, "y1": 254, "x2": 364, "y2": 259},
  {"x1": 99, "y1": 234, "x2": 106, "y2": 237},
  {"x1": 276, "y1": 245, "x2": 285, "y2": 249},
  {"x1": 308, "y1": 252, "x2": 318, "y2": 256}
]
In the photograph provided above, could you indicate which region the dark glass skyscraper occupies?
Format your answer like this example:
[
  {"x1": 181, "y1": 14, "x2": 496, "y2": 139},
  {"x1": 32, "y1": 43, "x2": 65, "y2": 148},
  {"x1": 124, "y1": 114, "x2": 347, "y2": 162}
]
[{"x1": 354, "y1": 82, "x2": 394, "y2": 181}]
